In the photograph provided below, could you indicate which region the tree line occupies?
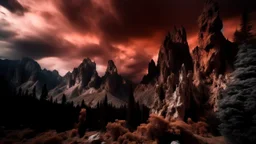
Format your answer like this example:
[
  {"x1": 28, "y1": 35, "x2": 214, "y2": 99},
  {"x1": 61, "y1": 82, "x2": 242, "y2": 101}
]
[{"x1": 0, "y1": 79, "x2": 149, "y2": 134}]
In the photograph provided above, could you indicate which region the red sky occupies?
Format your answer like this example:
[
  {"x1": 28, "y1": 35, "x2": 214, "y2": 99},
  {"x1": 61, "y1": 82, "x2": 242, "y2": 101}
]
[{"x1": 0, "y1": 0, "x2": 255, "y2": 82}]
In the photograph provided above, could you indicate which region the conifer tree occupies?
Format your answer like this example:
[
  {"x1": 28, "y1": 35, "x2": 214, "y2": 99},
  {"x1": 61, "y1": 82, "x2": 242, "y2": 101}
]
[
  {"x1": 62, "y1": 94, "x2": 67, "y2": 105},
  {"x1": 40, "y1": 84, "x2": 48, "y2": 101},
  {"x1": 234, "y1": 9, "x2": 254, "y2": 44},
  {"x1": 32, "y1": 86, "x2": 36, "y2": 98},
  {"x1": 127, "y1": 85, "x2": 135, "y2": 129},
  {"x1": 218, "y1": 44, "x2": 256, "y2": 144}
]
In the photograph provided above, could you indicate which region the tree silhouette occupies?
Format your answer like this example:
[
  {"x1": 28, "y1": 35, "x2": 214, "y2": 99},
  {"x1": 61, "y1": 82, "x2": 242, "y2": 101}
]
[
  {"x1": 17, "y1": 87, "x2": 22, "y2": 97},
  {"x1": 24, "y1": 89, "x2": 29, "y2": 97},
  {"x1": 218, "y1": 44, "x2": 256, "y2": 144},
  {"x1": 49, "y1": 96, "x2": 53, "y2": 103},
  {"x1": 234, "y1": 9, "x2": 254, "y2": 44},
  {"x1": 62, "y1": 94, "x2": 67, "y2": 104},
  {"x1": 127, "y1": 85, "x2": 136, "y2": 129},
  {"x1": 157, "y1": 84, "x2": 165, "y2": 101},
  {"x1": 40, "y1": 84, "x2": 48, "y2": 101},
  {"x1": 32, "y1": 86, "x2": 36, "y2": 98},
  {"x1": 81, "y1": 100, "x2": 86, "y2": 108}
]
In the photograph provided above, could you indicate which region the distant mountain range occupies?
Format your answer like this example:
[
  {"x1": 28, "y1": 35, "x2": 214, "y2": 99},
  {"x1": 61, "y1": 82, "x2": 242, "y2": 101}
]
[{"x1": 0, "y1": 0, "x2": 238, "y2": 121}]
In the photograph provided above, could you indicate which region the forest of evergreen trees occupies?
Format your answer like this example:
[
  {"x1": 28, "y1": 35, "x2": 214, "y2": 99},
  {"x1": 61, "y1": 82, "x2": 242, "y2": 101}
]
[{"x1": 0, "y1": 77, "x2": 149, "y2": 135}]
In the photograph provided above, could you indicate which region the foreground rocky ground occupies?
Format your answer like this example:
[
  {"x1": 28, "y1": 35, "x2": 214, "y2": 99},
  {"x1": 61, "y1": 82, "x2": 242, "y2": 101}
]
[{"x1": 0, "y1": 115, "x2": 227, "y2": 144}]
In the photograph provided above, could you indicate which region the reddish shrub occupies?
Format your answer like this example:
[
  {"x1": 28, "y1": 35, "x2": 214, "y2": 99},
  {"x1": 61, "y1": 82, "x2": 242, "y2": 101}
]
[
  {"x1": 44, "y1": 135, "x2": 63, "y2": 144},
  {"x1": 78, "y1": 108, "x2": 87, "y2": 137},
  {"x1": 136, "y1": 114, "x2": 181, "y2": 143},
  {"x1": 105, "y1": 121, "x2": 129, "y2": 141},
  {"x1": 118, "y1": 132, "x2": 148, "y2": 144},
  {"x1": 70, "y1": 129, "x2": 78, "y2": 137},
  {"x1": 187, "y1": 118, "x2": 209, "y2": 137}
]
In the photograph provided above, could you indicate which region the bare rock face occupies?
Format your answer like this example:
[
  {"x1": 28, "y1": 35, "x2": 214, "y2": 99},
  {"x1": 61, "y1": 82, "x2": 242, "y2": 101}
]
[
  {"x1": 154, "y1": 65, "x2": 195, "y2": 120},
  {"x1": 136, "y1": 1, "x2": 238, "y2": 121},
  {"x1": 158, "y1": 27, "x2": 193, "y2": 84},
  {"x1": 141, "y1": 60, "x2": 158, "y2": 84},
  {"x1": 191, "y1": 0, "x2": 237, "y2": 112},
  {"x1": 135, "y1": 27, "x2": 195, "y2": 120},
  {"x1": 67, "y1": 58, "x2": 97, "y2": 90},
  {"x1": 102, "y1": 60, "x2": 123, "y2": 95},
  {"x1": 192, "y1": 0, "x2": 237, "y2": 76},
  {"x1": 50, "y1": 58, "x2": 130, "y2": 107},
  {"x1": 0, "y1": 58, "x2": 63, "y2": 95}
]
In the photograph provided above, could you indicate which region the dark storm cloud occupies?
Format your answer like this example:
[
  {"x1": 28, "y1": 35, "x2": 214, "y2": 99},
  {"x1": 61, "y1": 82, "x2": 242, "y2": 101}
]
[
  {"x1": 118, "y1": 52, "x2": 152, "y2": 82},
  {"x1": 0, "y1": 0, "x2": 27, "y2": 15},
  {"x1": 9, "y1": 35, "x2": 74, "y2": 59},
  {"x1": 56, "y1": 0, "x2": 256, "y2": 44},
  {"x1": 0, "y1": 28, "x2": 16, "y2": 40},
  {"x1": 1, "y1": 0, "x2": 256, "y2": 82}
]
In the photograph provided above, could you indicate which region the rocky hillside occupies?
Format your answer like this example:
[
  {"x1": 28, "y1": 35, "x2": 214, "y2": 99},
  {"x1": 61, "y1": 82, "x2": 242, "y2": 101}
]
[
  {"x1": 0, "y1": 57, "x2": 62, "y2": 98},
  {"x1": 134, "y1": 0, "x2": 238, "y2": 121},
  {"x1": 49, "y1": 59, "x2": 131, "y2": 107}
]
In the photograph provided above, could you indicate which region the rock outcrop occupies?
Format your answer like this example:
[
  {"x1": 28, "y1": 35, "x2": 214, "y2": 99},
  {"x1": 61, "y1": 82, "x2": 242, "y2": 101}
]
[
  {"x1": 191, "y1": 0, "x2": 237, "y2": 113},
  {"x1": 49, "y1": 58, "x2": 130, "y2": 107},
  {"x1": 135, "y1": 0, "x2": 238, "y2": 121},
  {"x1": 192, "y1": 0, "x2": 237, "y2": 76},
  {"x1": 141, "y1": 60, "x2": 158, "y2": 84},
  {"x1": 67, "y1": 58, "x2": 97, "y2": 90},
  {"x1": 158, "y1": 27, "x2": 193, "y2": 84},
  {"x1": 135, "y1": 27, "x2": 195, "y2": 120},
  {"x1": 0, "y1": 57, "x2": 63, "y2": 97}
]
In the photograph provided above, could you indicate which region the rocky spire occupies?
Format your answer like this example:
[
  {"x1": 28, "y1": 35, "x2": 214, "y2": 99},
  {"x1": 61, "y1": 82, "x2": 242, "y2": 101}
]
[
  {"x1": 192, "y1": 0, "x2": 237, "y2": 76},
  {"x1": 157, "y1": 26, "x2": 193, "y2": 84},
  {"x1": 141, "y1": 59, "x2": 158, "y2": 84},
  {"x1": 198, "y1": 0, "x2": 223, "y2": 50},
  {"x1": 67, "y1": 58, "x2": 97, "y2": 89},
  {"x1": 105, "y1": 60, "x2": 118, "y2": 75}
]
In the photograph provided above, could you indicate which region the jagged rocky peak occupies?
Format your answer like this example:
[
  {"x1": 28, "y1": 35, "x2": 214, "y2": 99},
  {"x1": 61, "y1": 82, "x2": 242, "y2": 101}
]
[
  {"x1": 88, "y1": 71, "x2": 101, "y2": 88},
  {"x1": 105, "y1": 60, "x2": 118, "y2": 75},
  {"x1": 152, "y1": 64, "x2": 197, "y2": 121},
  {"x1": 141, "y1": 59, "x2": 158, "y2": 84},
  {"x1": 67, "y1": 58, "x2": 97, "y2": 88},
  {"x1": 19, "y1": 57, "x2": 41, "y2": 73},
  {"x1": 157, "y1": 26, "x2": 193, "y2": 84},
  {"x1": 192, "y1": 0, "x2": 237, "y2": 76},
  {"x1": 102, "y1": 60, "x2": 123, "y2": 94},
  {"x1": 198, "y1": 0, "x2": 223, "y2": 50},
  {"x1": 13, "y1": 57, "x2": 42, "y2": 84}
]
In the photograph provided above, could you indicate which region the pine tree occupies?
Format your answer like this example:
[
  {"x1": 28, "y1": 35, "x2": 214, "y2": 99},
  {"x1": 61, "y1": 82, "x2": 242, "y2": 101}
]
[
  {"x1": 103, "y1": 94, "x2": 108, "y2": 108},
  {"x1": 62, "y1": 94, "x2": 67, "y2": 105},
  {"x1": 49, "y1": 96, "x2": 53, "y2": 103},
  {"x1": 81, "y1": 100, "x2": 86, "y2": 108},
  {"x1": 127, "y1": 85, "x2": 135, "y2": 129},
  {"x1": 218, "y1": 44, "x2": 256, "y2": 144},
  {"x1": 234, "y1": 9, "x2": 254, "y2": 44},
  {"x1": 32, "y1": 86, "x2": 36, "y2": 98},
  {"x1": 24, "y1": 89, "x2": 29, "y2": 97},
  {"x1": 40, "y1": 84, "x2": 48, "y2": 101},
  {"x1": 17, "y1": 87, "x2": 22, "y2": 97}
]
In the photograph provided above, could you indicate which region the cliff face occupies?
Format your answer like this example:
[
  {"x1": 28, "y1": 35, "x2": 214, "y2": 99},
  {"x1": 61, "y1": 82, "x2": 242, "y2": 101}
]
[
  {"x1": 135, "y1": 0, "x2": 238, "y2": 121},
  {"x1": 192, "y1": 0, "x2": 237, "y2": 76},
  {"x1": 157, "y1": 27, "x2": 193, "y2": 84},
  {"x1": 134, "y1": 27, "x2": 195, "y2": 120},
  {"x1": 49, "y1": 59, "x2": 131, "y2": 107},
  {"x1": 0, "y1": 58, "x2": 63, "y2": 97}
]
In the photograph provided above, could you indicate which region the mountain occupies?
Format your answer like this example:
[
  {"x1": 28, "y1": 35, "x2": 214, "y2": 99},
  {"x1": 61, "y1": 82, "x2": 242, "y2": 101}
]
[
  {"x1": 134, "y1": 0, "x2": 238, "y2": 121},
  {"x1": 0, "y1": 57, "x2": 63, "y2": 98},
  {"x1": 49, "y1": 59, "x2": 131, "y2": 107}
]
